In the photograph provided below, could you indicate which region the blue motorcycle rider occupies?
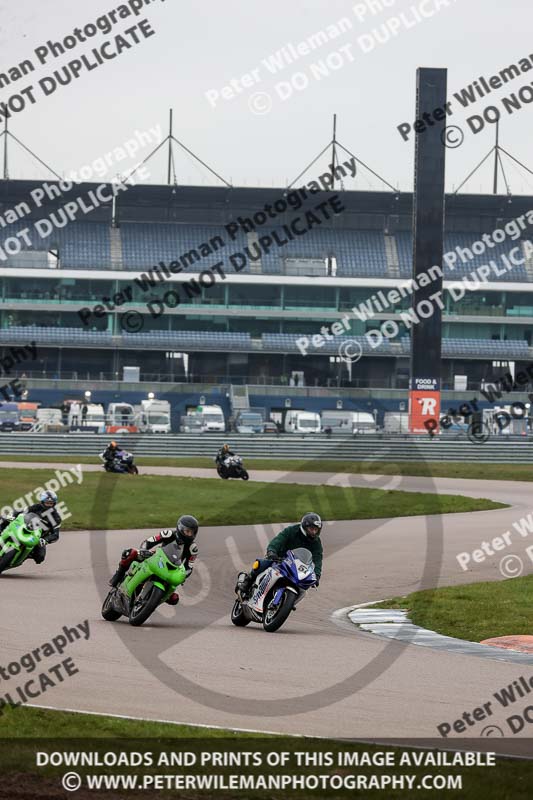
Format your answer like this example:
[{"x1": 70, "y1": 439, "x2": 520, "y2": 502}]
[{"x1": 237, "y1": 512, "x2": 323, "y2": 596}]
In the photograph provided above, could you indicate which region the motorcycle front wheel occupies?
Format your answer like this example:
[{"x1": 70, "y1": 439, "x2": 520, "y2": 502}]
[
  {"x1": 101, "y1": 590, "x2": 122, "y2": 621},
  {"x1": 129, "y1": 582, "x2": 165, "y2": 626},
  {"x1": 241, "y1": 470, "x2": 249, "y2": 480},
  {"x1": 230, "y1": 599, "x2": 251, "y2": 626},
  {"x1": 263, "y1": 590, "x2": 296, "y2": 632}
]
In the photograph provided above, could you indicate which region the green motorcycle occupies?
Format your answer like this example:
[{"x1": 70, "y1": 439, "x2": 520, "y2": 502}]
[
  {"x1": 0, "y1": 513, "x2": 44, "y2": 574},
  {"x1": 101, "y1": 540, "x2": 188, "y2": 627}
]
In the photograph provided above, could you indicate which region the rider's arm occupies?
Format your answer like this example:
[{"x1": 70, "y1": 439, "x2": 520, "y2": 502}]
[
  {"x1": 184, "y1": 543, "x2": 199, "y2": 575},
  {"x1": 266, "y1": 526, "x2": 292, "y2": 558},
  {"x1": 311, "y1": 539, "x2": 323, "y2": 578},
  {"x1": 140, "y1": 529, "x2": 174, "y2": 550}
]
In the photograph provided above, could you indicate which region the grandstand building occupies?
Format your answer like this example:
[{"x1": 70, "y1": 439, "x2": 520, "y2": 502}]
[{"x1": 1, "y1": 178, "x2": 532, "y2": 419}]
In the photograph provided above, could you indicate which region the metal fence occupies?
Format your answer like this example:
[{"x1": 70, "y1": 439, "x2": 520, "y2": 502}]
[{"x1": 0, "y1": 432, "x2": 530, "y2": 463}]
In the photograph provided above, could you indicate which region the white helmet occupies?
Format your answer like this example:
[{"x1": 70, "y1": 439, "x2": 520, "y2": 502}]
[{"x1": 300, "y1": 512, "x2": 322, "y2": 539}]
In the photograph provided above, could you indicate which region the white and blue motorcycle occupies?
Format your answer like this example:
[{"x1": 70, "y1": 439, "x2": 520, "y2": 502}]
[{"x1": 232, "y1": 547, "x2": 317, "y2": 633}]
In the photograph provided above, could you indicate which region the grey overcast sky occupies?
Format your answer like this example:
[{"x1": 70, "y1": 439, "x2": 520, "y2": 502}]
[{"x1": 1, "y1": 0, "x2": 533, "y2": 194}]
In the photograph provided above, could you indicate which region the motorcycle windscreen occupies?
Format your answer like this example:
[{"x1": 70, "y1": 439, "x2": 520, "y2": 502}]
[
  {"x1": 291, "y1": 547, "x2": 316, "y2": 586},
  {"x1": 161, "y1": 540, "x2": 184, "y2": 567},
  {"x1": 291, "y1": 547, "x2": 313, "y2": 565}
]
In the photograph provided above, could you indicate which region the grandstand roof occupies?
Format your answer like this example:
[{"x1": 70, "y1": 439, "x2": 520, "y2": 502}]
[{"x1": 1, "y1": 179, "x2": 532, "y2": 231}]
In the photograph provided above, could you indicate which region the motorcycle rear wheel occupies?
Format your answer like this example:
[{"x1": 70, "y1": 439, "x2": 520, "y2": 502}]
[
  {"x1": 129, "y1": 582, "x2": 165, "y2": 626},
  {"x1": 231, "y1": 599, "x2": 251, "y2": 626},
  {"x1": 263, "y1": 590, "x2": 296, "y2": 632},
  {"x1": 101, "y1": 590, "x2": 122, "y2": 621}
]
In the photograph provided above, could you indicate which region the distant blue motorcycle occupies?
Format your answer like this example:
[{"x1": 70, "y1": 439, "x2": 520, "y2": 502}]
[
  {"x1": 101, "y1": 449, "x2": 139, "y2": 475},
  {"x1": 232, "y1": 548, "x2": 317, "y2": 632}
]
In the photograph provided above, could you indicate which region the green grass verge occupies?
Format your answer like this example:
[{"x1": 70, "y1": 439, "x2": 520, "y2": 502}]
[
  {"x1": 1, "y1": 454, "x2": 532, "y2": 482},
  {"x1": 0, "y1": 705, "x2": 242, "y2": 738},
  {"x1": 372, "y1": 575, "x2": 533, "y2": 642},
  {"x1": 0, "y1": 708, "x2": 532, "y2": 798},
  {"x1": 0, "y1": 468, "x2": 505, "y2": 529}
]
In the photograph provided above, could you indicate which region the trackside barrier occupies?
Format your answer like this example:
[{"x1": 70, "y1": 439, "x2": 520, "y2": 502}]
[{"x1": 0, "y1": 433, "x2": 532, "y2": 463}]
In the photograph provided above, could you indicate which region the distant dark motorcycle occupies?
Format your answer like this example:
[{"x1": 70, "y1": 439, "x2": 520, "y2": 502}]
[
  {"x1": 216, "y1": 455, "x2": 249, "y2": 481},
  {"x1": 103, "y1": 450, "x2": 139, "y2": 475}
]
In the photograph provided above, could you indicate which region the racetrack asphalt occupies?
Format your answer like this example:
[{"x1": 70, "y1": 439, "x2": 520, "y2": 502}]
[{"x1": 1, "y1": 462, "x2": 532, "y2": 755}]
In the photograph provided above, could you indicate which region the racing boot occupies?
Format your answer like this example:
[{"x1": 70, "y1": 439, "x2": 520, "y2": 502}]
[
  {"x1": 109, "y1": 548, "x2": 138, "y2": 587},
  {"x1": 236, "y1": 560, "x2": 260, "y2": 597}
]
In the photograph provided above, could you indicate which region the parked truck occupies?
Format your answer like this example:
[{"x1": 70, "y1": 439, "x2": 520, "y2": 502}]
[
  {"x1": 135, "y1": 400, "x2": 171, "y2": 433},
  {"x1": 17, "y1": 402, "x2": 40, "y2": 431},
  {"x1": 284, "y1": 410, "x2": 321, "y2": 434},
  {"x1": 107, "y1": 402, "x2": 138, "y2": 433}
]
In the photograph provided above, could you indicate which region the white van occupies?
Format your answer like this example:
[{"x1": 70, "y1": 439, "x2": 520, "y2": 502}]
[
  {"x1": 195, "y1": 404, "x2": 226, "y2": 432},
  {"x1": 321, "y1": 410, "x2": 377, "y2": 434},
  {"x1": 134, "y1": 400, "x2": 171, "y2": 434},
  {"x1": 284, "y1": 410, "x2": 321, "y2": 434}
]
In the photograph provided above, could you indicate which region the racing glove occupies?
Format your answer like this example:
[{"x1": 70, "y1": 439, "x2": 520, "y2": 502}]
[
  {"x1": 138, "y1": 549, "x2": 153, "y2": 560},
  {"x1": 266, "y1": 550, "x2": 281, "y2": 561}
]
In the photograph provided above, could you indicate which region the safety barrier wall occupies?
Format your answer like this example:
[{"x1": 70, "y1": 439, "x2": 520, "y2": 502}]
[{"x1": 0, "y1": 433, "x2": 530, "y2": 463}]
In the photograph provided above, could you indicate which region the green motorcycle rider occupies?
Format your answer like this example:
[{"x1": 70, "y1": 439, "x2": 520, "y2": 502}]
[
  {"x1": 109, "y1": 515, "x2": 199, "y2": 605},
  {"x1": 0, "y1": 489, "x2": 61, "y2": 565}
]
